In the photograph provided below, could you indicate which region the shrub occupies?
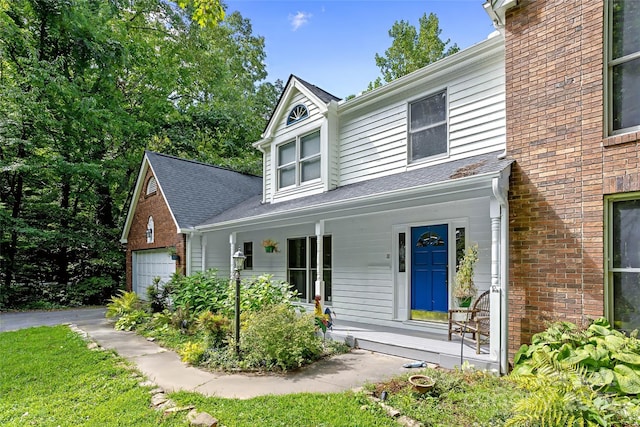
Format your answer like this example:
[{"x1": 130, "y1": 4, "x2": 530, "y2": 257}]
[
  {"x1": 240, "y1": 304, "x2": 322, "y2": 371},
  {"x1": 167, "y1": 270, "x2": 229, "y2": 314},
  {"x1": 508, "y1": 318, "x2": 640, "y2": 426},
  {"x1": 114, "y1": 309, "x2": 149, "y2": 331},
  {"x1": 146, "y1": 276, "x2": 171, "y2": 313},
  {"x1": 105, "y1": 291, "x2": 141, "y2": 319},
  {"x1": 179, "y1": 341, "x2": 206, "y2": 365},
  {"x1": 196, "y1": 311, "x2": 230, "y2": 348}
]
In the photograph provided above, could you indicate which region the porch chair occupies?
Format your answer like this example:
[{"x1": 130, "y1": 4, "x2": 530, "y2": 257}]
[{"x1": 447, "y1": 290, "x2": 490, "y2": 354}]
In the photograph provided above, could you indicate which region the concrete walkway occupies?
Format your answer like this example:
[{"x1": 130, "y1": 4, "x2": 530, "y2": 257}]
[{"x1": 0, "y1": 308, "x2": 415, "y2": 399}]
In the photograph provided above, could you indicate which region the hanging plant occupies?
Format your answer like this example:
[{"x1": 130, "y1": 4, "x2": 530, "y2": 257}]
[
  {"x1": 262, "y1": 239, "x2": 278, "y2": 253},
  {"x1": 453, "y1": 244, "x2": 478, "y2": 307}
]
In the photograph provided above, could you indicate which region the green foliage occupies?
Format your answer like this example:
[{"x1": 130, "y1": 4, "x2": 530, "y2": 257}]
[
  {"x1": 223, "y1": 274, "x2": 300, "y2": 316},
  {"x1": 105, "y1": 291, "x2": 141, "y2": 319},
  {"x1": 240, "y1": 304, "x2": 323, "y2": 371},
  {"x1": 114, "y1": 309, "x2": 150, "y2": 331},
  {"x1": 508, "y1": 318, "x2": 640, "y2": 426},
  {"x1": 453, "y1": 244, "x2": 479, "y2": 299},
  {"x1": 196, "y1": 311, "x2": 230, "y2": 347},
  {"x1": 179, "y1": 341, "x2": 206, "y2": 365},
  {"x1": 147, "y1": 276, "x2": 171, "y2": 313},
  {"x1": 168, "y1": 270, "x2": 229, "y2": 314},
  {"x1": 368, "y1": 12, "x2": 459, "y2": 89}
]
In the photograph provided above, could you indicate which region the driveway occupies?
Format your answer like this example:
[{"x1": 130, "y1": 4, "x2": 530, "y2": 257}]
[{"x1": 0, "y1": 307, "x2": 106, "y2": 332}]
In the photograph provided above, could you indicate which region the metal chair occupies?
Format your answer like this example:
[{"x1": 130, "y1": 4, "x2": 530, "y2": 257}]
[{"x1": 447, "y1": 290, "x2": 490, "y2": 354}]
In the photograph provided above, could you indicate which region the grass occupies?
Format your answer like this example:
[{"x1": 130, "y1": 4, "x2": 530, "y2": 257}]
[
  {"x1": 1, "y1": 325, "x2": 528, "y2": 426},
  {"x1": 170, "y1": 390, "x2": 397, "y2": 427},
  {"x1": 0, "y1": 326, "x2": 188, "y2": 427}
]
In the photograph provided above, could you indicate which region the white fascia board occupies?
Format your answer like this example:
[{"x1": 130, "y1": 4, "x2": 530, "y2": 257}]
[
  {"x1": 195, "y1": 166, "x2": 509, "y2": 233},
  {"x1": 119, "y1": 154, "x2": 150, "y2": 243},
  {"x1": 259, "y1": 77, "x2": 330, "y2": 146},
  {"x1": 338, "y1": 35, "x2": 504, "y2": 115}
]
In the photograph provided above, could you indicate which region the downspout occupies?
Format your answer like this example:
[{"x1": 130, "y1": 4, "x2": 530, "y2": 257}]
[
  {"x1": 185, "y1": 230, "x2": 193, "y2": 276},
  {"x1": 492, "y1": 172, "x2": 509, "y2": 374}
]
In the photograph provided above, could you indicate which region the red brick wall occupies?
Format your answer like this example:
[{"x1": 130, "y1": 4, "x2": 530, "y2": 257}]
[
  {"x1": 505, "y1": 0, "x2": 640, "y2": 355},
  {"x1": 125, "y1": 168, "x2": 185, "y2": 291}
]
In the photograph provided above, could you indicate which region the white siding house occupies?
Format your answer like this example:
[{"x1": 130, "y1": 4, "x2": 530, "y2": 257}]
[{"x1": 190, "y1": 33, "x2": 512, "y2": 372}]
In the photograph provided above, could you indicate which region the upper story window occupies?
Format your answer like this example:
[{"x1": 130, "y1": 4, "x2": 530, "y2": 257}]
[
  {"x1": 146, "y1": 176, "x2": 157, "y2": 196},
  {"x1": 277, "y1": 130, "x2": 321, "y2": 189},
  {"x1": 286, "y1": 104, "x2": 309, "y2": 125},
  {"x1": 608, "y1": 0, "x2": 640, "y2": 134},
  {"x1": 409, "y1": 90, "x2": 448, "y2": 162}
]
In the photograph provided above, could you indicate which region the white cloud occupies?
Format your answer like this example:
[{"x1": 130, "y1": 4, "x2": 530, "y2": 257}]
[{"x1": 289, "y1": 11, "x2": 312, "y2": 31}]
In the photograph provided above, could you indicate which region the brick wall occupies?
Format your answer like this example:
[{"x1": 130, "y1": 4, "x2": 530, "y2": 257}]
[
  {"x1": 504, "y1": 0, "x2": 639, "y2": 355},
  {"x1": 125, "y1": 168, "x2": 185, "y2": 291}
]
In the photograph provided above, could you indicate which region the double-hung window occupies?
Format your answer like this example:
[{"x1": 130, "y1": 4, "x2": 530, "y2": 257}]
[
  {"x1": 277, "y1": 130, "x2": 321, "y2": 189},
  {"x1": 607, "y1": 0, "x2": 640, "y2": 134},
  {"x1": 409, "y1": 90, "x2": 448, "y2": 162},
  {"x1": 606, "y1": 195, "x2": 640, "y2": 332}
]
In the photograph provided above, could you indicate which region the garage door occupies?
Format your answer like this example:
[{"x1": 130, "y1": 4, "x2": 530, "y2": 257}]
[{"x1": 132, "y1": 249, "x2": 176, "y2": 298}]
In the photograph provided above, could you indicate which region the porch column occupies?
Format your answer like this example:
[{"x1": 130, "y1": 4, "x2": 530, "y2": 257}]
[
  {"x1": 201, "y1": 234, "x2": 207, "y2": 272},
  {"x1": 229, "y1": 232, "x2": 237, "y2": 279},
  {"x1": 315, "y1": 220, "x2": 325, "y2": 299},
  {"x1": 489, "y1": 198, "x2": 501, "y2": 363}
]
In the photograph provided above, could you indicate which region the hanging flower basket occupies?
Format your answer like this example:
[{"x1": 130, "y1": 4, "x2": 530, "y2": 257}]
[
  {"x1": 457, "y1": 296, "x2": 473, "y2": 308},
  {"x1": 262, "y1": 239, "x2": 278, "y2": 253}
]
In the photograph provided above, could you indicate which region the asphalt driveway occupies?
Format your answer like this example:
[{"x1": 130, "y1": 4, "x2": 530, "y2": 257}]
[{"x1": 0, "y1": 307, "x2": 106, "y2": 332}]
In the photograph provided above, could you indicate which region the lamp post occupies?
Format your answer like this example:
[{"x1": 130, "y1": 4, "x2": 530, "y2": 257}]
[{"x1": 232, "y1": 250, "x2": 246, "y2": 357}]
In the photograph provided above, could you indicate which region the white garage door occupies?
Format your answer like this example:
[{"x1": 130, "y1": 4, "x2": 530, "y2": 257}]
[{"x1": 133, "y1": 249, "x2": 176, "y2": 298}]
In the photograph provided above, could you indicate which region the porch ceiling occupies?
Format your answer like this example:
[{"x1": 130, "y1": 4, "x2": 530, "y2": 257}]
[{"x1": 196, "y1": 151, "x2": 513, "y2": 232}]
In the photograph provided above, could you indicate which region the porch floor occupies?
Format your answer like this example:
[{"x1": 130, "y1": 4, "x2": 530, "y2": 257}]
[{"x1": 325, "y1": 319, "x2": 498, "y2": 371}]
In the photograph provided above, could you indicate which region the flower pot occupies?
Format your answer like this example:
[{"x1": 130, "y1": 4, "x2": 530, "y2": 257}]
[
  {"x1": 170, "y1": 254, "x2": 179, "y2": 261},
  {"x1": 409, "y1": 375, "x2": 435, "y2": 394},
  {"x1": 457, "y1": 296, "x2": 472, "y2": 308},
  {"x1": 265, "y1": 246, "x2": 275, "y2": 253}
]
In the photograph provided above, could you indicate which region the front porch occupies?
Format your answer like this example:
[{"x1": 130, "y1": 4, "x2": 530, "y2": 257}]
[{"x1": 325, "y1": 319, "x2": 499, "y2": 372}]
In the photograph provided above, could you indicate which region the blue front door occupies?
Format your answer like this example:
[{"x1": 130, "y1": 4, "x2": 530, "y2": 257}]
[{"x1": 411, "y1": 225, "x2": 448, "y2": 313}]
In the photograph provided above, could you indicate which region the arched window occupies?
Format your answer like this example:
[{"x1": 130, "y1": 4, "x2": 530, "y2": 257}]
[
  {"x1": 146, "y1": 176, "x2": 157, "y2": 196},
  {"x1": 286, "y1": 104, "x2": 309, "y2": 125},
  {"x1": 146, "y1": 216, "x2": 154, "y2": 243}
]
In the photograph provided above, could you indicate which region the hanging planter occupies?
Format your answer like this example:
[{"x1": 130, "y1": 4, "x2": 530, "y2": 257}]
[
  {"x1": 262, "y1": 239, "x2": 278, "y2": 253},
  {"x1": 456, "y1": 296, "x2": 473, "y2": 308},
  {"x1": 167, "y1": 246, "x2": 179, "y2": 261}
]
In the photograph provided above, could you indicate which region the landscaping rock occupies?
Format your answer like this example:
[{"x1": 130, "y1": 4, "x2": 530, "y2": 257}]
[
  {"x1": 187, "y1": 410, "x2": 218, "y2": 427},
  {"x1": 149, "y1": 387, "x2": 164, "y2": 395},
  {"x1": 150, "y1": 393, "x2": 169, "y2": 407},
  {"x1": 163, "y1": 405, "x2": 195, "y2": 416},
  {"x1": 139, "y1": 380, "x2": 155, "y2": 388}
]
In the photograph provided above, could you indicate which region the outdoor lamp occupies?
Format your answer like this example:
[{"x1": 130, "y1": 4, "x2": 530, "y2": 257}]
[
  {"x1": 232, "y1": 250, "x2": 245, "y2": 357},
  {"x1": 233, "y1": 250, "x2": 246, "y2": 271}
]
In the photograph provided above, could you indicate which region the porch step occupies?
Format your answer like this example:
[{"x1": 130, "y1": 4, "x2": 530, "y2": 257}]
[{"x1": 325, "y1": 320, "x2": 499, "y2": 372}]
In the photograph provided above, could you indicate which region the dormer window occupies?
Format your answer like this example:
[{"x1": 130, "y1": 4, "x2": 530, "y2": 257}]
[
  {"x1": 286, "y1": 104, "x2": 309, "y2": 125},
  {"x1": 146, "y1": 176, "x2": 157, "y2": 196},
  {"x1": 277, "y1": 130, "x2": 321, "y2": 189}
]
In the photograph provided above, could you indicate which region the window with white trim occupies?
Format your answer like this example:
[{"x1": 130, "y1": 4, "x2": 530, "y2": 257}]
[
  {"x1": 606, "y1": 195, "x2": 640, "y2": 332},
  {"x1": 146, "y1": 176, "x2": 157, "y2": 196},
  {"x1": 409, "y1": 90, "x2": 448, "y2": 162},
  {"x1": 287, "y1": 235, "x2": 332, "y2": 303},
  {"x1": 286, "y1": 104, "x2": 309, "y2": 125},
  {"x1": 607, "y1": 0, "x2": 640, "y2": 134},
  {"x1": 277, "y1": 130, "x2": 321, "y2": 189}
]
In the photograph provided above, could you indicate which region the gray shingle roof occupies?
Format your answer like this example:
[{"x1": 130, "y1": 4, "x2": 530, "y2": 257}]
[
  {"x1": 145, "y1": 151, "x2": 262, "y2": 229},
  {"x1": 197, "y1": 151, "x2": 513, "y2": 227},
  {"x1": 292, "y1": 75, "x2": 342, "y2": 103}
]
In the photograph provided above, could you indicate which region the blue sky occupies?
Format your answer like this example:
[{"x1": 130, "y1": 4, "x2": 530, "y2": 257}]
[{"x1": 225, "y1": 0, "x2": 496, "y2": 98}]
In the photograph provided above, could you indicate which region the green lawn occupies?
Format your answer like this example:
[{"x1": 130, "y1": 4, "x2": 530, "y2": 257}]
[{"x1": 0, "y1": 326, "x2": 188, "y2": 427}]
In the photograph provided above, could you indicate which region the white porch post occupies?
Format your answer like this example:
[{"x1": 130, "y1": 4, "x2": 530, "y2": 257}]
[
  {"x1": 315, "y1": 220, "x2": 325, "y2": 300},
  {"x1": 201, "y1": 234, "x2": 207, "y2": 272},
  {"x1": 229, "y1": 232, "x2": 237, "y2": 279},
  {"x1": 185, "y1": 232, "x2": 192, "y2": 276},
  {"x1": 489, "y1": 198, "x2": 501, "y2": 363}
]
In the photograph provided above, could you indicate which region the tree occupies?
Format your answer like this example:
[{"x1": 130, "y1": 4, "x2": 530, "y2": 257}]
[
  {"x1": 369, "y1": 12, "x2": 459, "y2": 89},
  {"x1": 0, "y1": 0, "x2": 276, "y2": 307}
]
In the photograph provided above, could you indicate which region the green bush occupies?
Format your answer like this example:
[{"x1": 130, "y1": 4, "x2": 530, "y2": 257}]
[
  {"x1": 240, "y1": 304, "x2": 322, "y2": 371},
  {"x1": 196, "y1": 311, "x2": 230, "y2": 347},
  {"x1": 167, "y1": 270, "x2": 229, "y2": 314},
  {"x1": 105, "y1": 291, "x2": 141, "y2": 318},
  {"x1": 179, "y1": 341, "x2": 206, "y2": 365},
  {"x1": 223, "y1": 274, "x2": 300, "y2": 316},
  {"x1": 114, "y1": 309, "x2": 149, "y2": 331},
  {"x1": 508, "y1": 318, "x2": 640, "y2": 426}
]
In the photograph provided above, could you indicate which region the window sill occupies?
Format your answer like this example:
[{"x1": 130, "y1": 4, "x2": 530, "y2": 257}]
[{"x1": 604, "y1": 130, "x2": 640, "y2": 148}]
